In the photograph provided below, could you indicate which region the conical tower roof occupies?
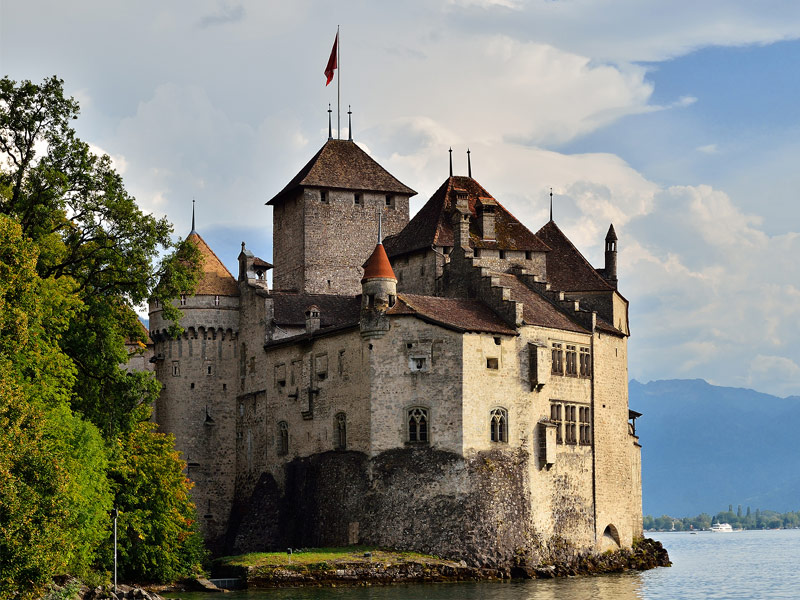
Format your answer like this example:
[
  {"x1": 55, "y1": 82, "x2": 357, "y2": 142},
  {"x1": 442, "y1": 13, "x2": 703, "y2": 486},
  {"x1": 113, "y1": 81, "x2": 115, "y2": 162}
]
[
  {"x1": 361, "y1": 243, "x2": 396, "y2": 282},
  {"x1": 187, "y1": 232, "x2": 240, "y2": 296}
]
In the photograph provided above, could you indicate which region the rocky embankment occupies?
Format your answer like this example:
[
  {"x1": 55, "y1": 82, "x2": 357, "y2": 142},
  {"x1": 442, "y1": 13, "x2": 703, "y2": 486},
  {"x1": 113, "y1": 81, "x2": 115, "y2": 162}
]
[
  {"x1": 46, "y1": 582, "x2": 169, "y2": 600},
  {"x1": 215, "y1": 538, "x2": 670, "y2": 588}
]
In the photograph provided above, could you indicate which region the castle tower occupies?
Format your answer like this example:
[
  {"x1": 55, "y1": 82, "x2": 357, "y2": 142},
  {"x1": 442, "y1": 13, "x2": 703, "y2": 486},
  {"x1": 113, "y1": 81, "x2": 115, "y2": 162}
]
[
  {"x1": 266, "y1": 138, "x2": 415, "y2": 295},
  {"x1": 604, "y1": 224, "x2": 618, "y2": 288},
  {"x1": 360, "y1": 241, "x2": 397, "y2": 338},
  {"x1": 148, "y1": 228, "x2": 240, "y2": 550}
]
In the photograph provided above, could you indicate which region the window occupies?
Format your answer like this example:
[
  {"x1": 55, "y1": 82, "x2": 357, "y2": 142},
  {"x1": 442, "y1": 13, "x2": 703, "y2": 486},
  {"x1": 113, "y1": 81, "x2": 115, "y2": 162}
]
[
  {"x1": 490, "y1": 408, "x2": 508, "y2": 443},
  {"x1": 579, "y1": 347, "x2": 591, "y2": 377},
  {"x1": 354, "y1": 193, "x2": 362, "y2": 205},
  {"x1": 154, "y1": 299, "x2": 159, "y2": 307},
  {"x1": 214, "y1": 295, "x2": 220, "y2": 306},
  {"x1": 410, "y1": 357, "x2": 427, "y2": 371},
  {"x1": 550, "y1": 402, "x2": 562, "y2": 444},
  {"x1": 486, "y1": 357, "x2": 499, "y2": 369},
  {"x1": 525, "y1": 251, "x2": 532, "y2": 260},
  {"x1": 338, "y1": 350, "x2": 345, "y2": 376},
  {"x1": 385, "y1": 194, "x2": 393, "y2": 207},
  {"x1": 335, "y1": 412, "x2": 347, "y2": 449},
  {"x1": 474, "y1": 248, "x2": 481, "y2": 258},
  {"x1": 277, "y1": 421, "x2": 289, "y2": 455},
  {"x1": 172, "y1": 361, "x2": 180, "y2": 377},
  {"x1": 206, "y1": 362, "x2": 213, "y2": 376},
  {"x1": 579, "y1": 406, "x2": 591, "y2": 445},
  {"x1": 389, "y1": 294, "x2": 396, "y2": 307},
  {"x1": 565, "y1": 404, "x2": 577, "y2": 444},
  {"x1": 320, "y1": 190, "x2": 328, "y2": 203},
  {"x1": 180, "y1": 294, "x2": 187, "y2": 306},
  {"x1": 499, "y1": 250, "x2": 506, "y2": 259},
  {"x1": 275, "y1": 363, "x2": 286, "y2": 388},
  {"x1": 565, "y1": 345, "x2": 578, "y2": 376},
  {"x1": 408, "y1": 407, "x2": 429, "y2": 443},
  {"x1": 551, "y1": 343, "x2": 563, "y2": 374}
]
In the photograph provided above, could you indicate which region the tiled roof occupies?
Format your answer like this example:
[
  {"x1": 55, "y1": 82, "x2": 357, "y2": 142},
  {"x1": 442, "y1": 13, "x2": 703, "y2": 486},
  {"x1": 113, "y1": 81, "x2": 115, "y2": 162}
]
[
  {"x1": 496, "y1": 274, "x2": 589, "y2": 333},
  {"x1": 388, "y1": 294, "x2": 516, "y2": 335},
  {"x1": 267, "y1": 139, "x2": 416, "y2": 205},
  {"x1": 253, "y1": 257, "x2": 273, "y2": 269},
  {"x1": 383, "y1": 176, "x2": 550, "y2": 257},
  {"x1": 272, "y1": 293, "x2": 361, "y2": 328},
  {"x1": 535, "y1": 221, "x2": 613, "y2": 292},
  {"x1": 362, "y1": 244, "x2": 396, "y2": 281},
  {"x1": 187, "y1": 232, "x2": 240, "y2": 296}
]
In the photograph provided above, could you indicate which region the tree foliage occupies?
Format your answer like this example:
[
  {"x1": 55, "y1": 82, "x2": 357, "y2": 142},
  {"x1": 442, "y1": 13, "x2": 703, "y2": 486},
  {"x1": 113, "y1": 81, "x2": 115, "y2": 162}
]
[{"x1": 0, "y1": 76, "x2": 204, "y2": 597}]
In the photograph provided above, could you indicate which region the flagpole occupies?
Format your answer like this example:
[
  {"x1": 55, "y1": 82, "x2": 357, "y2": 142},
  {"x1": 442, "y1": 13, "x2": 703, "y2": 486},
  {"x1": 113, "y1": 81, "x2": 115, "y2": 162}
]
[{"x1": 337, "y1": 25, "x2": 340, "y2": 140}]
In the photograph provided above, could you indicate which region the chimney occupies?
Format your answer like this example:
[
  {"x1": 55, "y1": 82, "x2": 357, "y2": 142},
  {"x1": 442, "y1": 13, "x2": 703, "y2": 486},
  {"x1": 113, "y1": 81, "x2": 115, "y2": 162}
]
[
  {"x1": 238, "y1": 242, "x2": 254, "y2": 282},
  {"x1": 305, "y1": 305, "x2": 321, "y2": 333},
  {"x1": 451, "y1": 188, "x2": 472, "y2": 252},
  {"x1": 477, "y1": 197, "x2": 497, "y2": 241}
]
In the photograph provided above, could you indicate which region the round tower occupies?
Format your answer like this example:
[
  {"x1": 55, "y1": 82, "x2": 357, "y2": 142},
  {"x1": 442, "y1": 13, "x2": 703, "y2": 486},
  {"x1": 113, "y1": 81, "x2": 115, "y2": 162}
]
[
  {"x1": 360, "y1": 242, "x2": 397, "y2": 338},
  {"x1": 148, "y1": 228, "x2": 240, "y2": 550}
]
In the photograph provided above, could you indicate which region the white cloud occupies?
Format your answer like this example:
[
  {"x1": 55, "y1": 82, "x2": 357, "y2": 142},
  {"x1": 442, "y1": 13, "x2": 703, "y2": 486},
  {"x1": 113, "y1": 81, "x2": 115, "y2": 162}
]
[{"x1": 696, "y1": 144, "x2": 718, "y2": 154}]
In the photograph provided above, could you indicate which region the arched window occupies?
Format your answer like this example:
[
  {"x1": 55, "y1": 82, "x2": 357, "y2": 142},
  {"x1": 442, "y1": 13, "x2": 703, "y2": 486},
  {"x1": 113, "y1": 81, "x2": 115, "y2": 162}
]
[
  {"x1": 408, "y1": 407, "x2": 429, "y2": 443},
  {"x1": 335, "y1": 412, "x2": 347, "y2": 450},
  {"x1": 277, "y1": 421, "x2": 289, "y2": 455},
  {"x1": 490, "y1": 408, "x2": 508, "y2": 443}
]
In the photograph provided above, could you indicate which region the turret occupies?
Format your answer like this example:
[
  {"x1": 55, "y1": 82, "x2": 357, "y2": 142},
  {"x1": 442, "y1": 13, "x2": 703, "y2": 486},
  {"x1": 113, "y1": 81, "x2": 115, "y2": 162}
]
[
  {"x1": 360, "y1": 241, "x2": 397, "y2": 338},
  {"x1": 604, "y1": 223, "x2": 618, "y2": 288}
]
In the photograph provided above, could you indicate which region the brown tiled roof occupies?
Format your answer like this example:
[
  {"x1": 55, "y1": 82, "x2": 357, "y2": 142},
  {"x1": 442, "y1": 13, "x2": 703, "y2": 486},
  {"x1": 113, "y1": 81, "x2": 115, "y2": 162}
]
[
  {"x1": 272, "y1": 293, "x2": 361, "y2": 328},
  {"x1": 535, "y1": 221, "x2": 613, "y2": 292},
  {"x1": 267, "y1": 139, "x2": 416, "y2": 205},
  {"x1": 383, "y1": 176, "x2": 550, "y2": 257},
  {"x1": 253, "y1": 257, "x2": 273, "y2": 269},
  {"x1": 187, "y1": 232, "x2": 240, "y2": 296},
  {"x1": 389, "y1": 293, "x2": 516, "y2": 335},
  {"x1": 362, "y1": 244, "x2": 396, "y2": 282},
  {"x1": 496, "y1": 274, "x2": 588, "y2": 333}
]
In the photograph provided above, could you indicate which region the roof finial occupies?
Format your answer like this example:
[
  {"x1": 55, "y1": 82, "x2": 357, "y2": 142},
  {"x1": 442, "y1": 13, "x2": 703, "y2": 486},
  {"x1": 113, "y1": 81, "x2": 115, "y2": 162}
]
[
  {"x1": 328, "y1": 104, "x2": 333, "y2": 140},
  {"x1": 348, "y1": 105, "x2": 353, "y2": 141},
  {"x1": 190, "y1": 197, "x2": 197, "y2": 234},
  {"x1": 467, "y1": 148, "x2": 472, "y2": 178},
  {"x1": 549, "y1": 187, "x2": 553, "y2": 222},
  {"x1": 449, "y1": 147, "x2": 453, "y2": 177},
  {"x1": 378, "y1": 209, "x2": 383, "y2": 244}
]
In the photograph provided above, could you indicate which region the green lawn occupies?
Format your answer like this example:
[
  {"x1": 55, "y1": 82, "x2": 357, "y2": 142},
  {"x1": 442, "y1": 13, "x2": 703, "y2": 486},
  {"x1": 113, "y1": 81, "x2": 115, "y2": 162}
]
[{"x1": 217, "y1": 546, "x2": 445, "y2": 569}]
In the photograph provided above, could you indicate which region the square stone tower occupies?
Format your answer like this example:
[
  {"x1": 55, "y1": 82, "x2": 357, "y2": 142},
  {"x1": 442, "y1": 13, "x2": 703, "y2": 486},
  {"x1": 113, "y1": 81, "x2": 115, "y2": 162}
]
[{"x1": 267, "y1": 139, "x2": 415, "y2": 296}]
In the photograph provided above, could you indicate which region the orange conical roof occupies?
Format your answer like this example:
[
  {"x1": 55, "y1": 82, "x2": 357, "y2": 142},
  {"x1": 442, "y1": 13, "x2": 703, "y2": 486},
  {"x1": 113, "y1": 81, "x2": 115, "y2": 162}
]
[
  {"x1": 361, "y1": 243, "x2": 396, "y2": 282},
  {"x1": 187, "y1": 232, "x2": 240, "y2": 296}
]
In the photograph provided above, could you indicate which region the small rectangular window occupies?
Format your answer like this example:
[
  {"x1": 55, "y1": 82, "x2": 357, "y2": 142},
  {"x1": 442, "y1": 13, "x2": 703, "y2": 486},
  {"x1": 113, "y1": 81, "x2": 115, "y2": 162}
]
[
  {"x1": 486, "y1": 357, "x2": 499, "y2": 370},
  {"x1": 525, "y1": 251, "x2": 532, "y2": 260},
  {"x1": 275, "y1": 363, "x2": 286, "y2": 388},
  {"x1": 214, "y1": 295, "x2": 220, "y2": 306},
  {"x1": 565, "y1": 345, "x2": 578, "y2": 376},
  {"x1": 499, "y1": 250, "x2": 506, "y2": 259},
  {"x1": 551, "y1": 343, "x2": 563, "y2": 374},
  {"x1": 320, "y1": 190, "x2": 328, "y2": 203},
  {"x1": 385, "y1": 194, "x2": 393, "y2": 207},
  {"x1": 354, "y1": 193, "x2": 361, "y2": 205}
]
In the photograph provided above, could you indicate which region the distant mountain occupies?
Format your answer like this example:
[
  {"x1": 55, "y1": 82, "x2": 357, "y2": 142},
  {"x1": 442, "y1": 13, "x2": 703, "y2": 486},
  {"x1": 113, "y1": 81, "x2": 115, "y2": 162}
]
[{"x1": 629, "y1": 379, "x2": 800, "y2": 517}]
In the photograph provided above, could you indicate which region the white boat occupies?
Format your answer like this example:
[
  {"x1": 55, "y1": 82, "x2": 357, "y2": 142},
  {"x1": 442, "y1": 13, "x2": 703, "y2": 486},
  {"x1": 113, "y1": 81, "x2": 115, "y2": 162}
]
[{"x1": 710, "y1": 522, "x2": 733, "y2": 532}]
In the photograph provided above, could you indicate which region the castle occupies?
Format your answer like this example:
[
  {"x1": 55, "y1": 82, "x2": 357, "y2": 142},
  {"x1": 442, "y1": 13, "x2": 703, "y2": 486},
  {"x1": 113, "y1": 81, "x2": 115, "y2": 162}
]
[{"x1": 146, "y1": 133, "x2": 643, "y2": 567}]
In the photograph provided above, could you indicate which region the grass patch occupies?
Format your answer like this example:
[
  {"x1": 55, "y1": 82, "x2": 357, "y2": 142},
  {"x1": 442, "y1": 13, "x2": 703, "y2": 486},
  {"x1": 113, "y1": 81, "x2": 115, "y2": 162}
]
[{"x1": 217, "y1": 546, "x2": 446, "y2": 569}]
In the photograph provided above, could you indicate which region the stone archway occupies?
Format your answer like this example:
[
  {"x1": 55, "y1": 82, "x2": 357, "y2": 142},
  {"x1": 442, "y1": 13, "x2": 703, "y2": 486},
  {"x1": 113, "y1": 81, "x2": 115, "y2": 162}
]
[{"x1": 600, "y1": 523, "x2": 621, "y2": 551}]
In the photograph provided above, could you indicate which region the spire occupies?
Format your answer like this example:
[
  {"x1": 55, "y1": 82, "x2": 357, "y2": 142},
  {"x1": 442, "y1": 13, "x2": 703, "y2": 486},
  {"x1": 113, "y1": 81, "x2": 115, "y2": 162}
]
[
  {"x1": 467, "y1": 148, "x2": 472, "y2": 178},
  {"x1": 327, "y1": 104, "x2": 333, "y2": 140},
  {"x1": 190, "y1": 198, "x2": 197, "y2": 234},
  {"x1": 449, "y1": 147, "x2": 453, "y2": 177},
  {"x1": 348, "y1": 105, "x2": 353, "y2": 141},
  {"x1": 549, "y1": 187, "x2": 553, "y2": 222}
]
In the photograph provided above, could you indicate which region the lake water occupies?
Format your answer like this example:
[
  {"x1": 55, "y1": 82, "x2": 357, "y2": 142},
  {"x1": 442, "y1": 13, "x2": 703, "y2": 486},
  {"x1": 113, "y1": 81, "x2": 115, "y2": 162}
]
[{"x1": 183, "y1": 530, "x2": 800, "y2": 600}]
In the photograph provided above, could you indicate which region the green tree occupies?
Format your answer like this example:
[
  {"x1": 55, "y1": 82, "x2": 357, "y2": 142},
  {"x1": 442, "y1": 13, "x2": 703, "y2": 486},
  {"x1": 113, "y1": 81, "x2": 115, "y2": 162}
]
[{"x1": 0, "y1": 76, "x2": 204, "y2": 590}]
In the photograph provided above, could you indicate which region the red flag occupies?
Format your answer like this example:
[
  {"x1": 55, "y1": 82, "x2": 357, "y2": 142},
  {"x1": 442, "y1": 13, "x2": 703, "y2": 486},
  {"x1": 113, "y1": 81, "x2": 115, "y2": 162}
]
[{"x1": 325, "y1": 32, "x2": 338, "y2": 86}]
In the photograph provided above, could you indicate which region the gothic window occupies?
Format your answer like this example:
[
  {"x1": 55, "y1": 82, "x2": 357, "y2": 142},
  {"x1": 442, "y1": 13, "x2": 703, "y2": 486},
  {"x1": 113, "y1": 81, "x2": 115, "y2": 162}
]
[
  {"x1": 565, "y1": 404, "x2": 577, "y2": 444},
  {"x1": 172, "y1": 361, "x2": 180, "y2": 377},
  {"x1": 277, "y1": 421, "x2": 289, "y2": 455},
  {"x1": 579, "y1": 347, "x2": 591, "y2": 377},
  {"x1": 408, "y1": 407, "x2": 429, "y2": 443},
  {"x1": 551, "y1": 343, "x2": 563, "y2": 375},
  {"x1": 335, "y1": 412, "x2": 347, "y2": 449},
  {"x1": 565, "y1": 345, "x2": 578, "y2": 376},
  {"x1": 490, "y1": 408, "x2": 508, "y2": 443},
  {"x1": 579, "y1": 406, "x2": 591, "y2": 445},
  {"x1": 550, "y1": 402, "x2": 563, "y2": 444}
]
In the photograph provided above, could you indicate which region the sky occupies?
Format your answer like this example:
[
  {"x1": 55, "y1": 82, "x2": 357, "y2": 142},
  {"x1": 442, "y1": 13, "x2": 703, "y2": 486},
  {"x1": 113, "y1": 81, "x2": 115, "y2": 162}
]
[{"x1": 2, "y1": 0, "x2": 799, "y2": 397}]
